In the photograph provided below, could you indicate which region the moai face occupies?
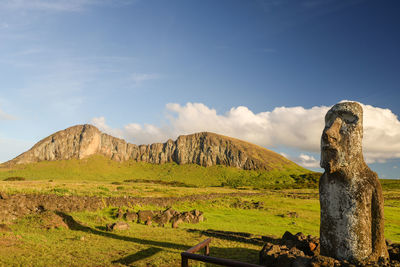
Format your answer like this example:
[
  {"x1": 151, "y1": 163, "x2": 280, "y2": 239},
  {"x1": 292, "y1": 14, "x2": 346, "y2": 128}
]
[{"x1": 320, "y1": 102, "x2": 364, "y2": 173}]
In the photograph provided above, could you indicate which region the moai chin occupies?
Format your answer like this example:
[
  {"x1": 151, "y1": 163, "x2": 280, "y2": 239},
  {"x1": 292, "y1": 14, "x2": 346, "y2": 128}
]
[{"x1": 319, "y1": 102, "x2": 389, "y2": 263}]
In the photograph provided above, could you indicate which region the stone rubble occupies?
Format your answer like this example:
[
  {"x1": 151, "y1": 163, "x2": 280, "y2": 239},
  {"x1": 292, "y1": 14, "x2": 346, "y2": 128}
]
[
  {"x1": 259, "y1": 231, "x2": 400, "y2": 267},
  {"x1": 113, "y1": 208, "x2": 205, "y2": 229}
]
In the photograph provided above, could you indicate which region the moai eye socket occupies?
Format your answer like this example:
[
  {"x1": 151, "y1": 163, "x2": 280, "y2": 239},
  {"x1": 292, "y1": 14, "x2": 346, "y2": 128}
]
[{"x1": 340, "y1": 112, "x2": 358, "y2": 124}]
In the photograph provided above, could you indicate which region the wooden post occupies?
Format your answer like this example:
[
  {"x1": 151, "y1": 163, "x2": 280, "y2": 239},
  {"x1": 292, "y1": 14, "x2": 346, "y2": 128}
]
[
  {"x1": 181, "y1": 254, "x2": 189, "y2": 267},
  {"x1": 204, "y1": 244, "x2": 210, "y2": 256}
]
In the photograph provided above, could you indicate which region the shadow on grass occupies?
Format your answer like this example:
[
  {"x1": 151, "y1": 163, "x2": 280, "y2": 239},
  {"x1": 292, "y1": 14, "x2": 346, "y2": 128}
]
[
  {"x1": 55, "y1": 211, "x2": 262, "y2": 265},
  {"x1": 55, "y1": 211, "x2": 189, "y2": 251},
  {"x1": 186, "y1": 228, "x2": 280, "y2": 245},
  {"x1": 112, "y1": 247, "x2": 162, "y2": 265}
]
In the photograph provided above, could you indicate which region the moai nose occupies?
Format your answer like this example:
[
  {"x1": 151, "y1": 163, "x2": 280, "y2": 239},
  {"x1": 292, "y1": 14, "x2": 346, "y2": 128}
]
[{"x1": 323, "y1": 117, "x2": 342, "y2": 143}]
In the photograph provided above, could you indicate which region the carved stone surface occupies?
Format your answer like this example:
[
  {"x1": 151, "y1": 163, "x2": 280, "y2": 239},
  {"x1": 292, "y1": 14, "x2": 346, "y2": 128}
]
[{"x1": 319, "y1": 102, "x2": 389, "y2": 263}]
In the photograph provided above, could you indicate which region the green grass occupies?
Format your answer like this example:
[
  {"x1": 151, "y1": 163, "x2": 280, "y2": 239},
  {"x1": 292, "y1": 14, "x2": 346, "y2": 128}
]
[
  {"x1": 1, "y1": 183, "x2": 400, "y2": 266},
  {"x1": 0, "y1": 159, "x2": 398, "y2": 266},
  {"x1": 0, "y1": 155, "x2": 314, "y2": 188}
]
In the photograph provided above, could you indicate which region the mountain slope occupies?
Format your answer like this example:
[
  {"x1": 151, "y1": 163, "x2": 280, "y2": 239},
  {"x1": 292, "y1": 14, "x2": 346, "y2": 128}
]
[{"x1": 3, "y1": 124, "x2": 304, "y2": 172}]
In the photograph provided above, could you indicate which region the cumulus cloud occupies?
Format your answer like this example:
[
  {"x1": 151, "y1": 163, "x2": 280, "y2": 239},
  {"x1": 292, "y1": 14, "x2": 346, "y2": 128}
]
[
  {"x1": 91, "y1": 101, "x2": 400, "y2": 165},
  {"x1": 92, "y1": 116, "x2": 171, "y2": 145},
  {"x1": 362, "y1": 103, "x2": 400, "y2": 163},
  {"x1": 296, "y1": 154, "x2": 320, "y2": 168}
]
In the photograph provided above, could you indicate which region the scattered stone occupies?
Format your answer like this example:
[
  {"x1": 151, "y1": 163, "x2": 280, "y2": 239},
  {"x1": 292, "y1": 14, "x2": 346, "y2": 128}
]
[
  {"x1": 197, "y1": 214, "x2": 204, "y2": 222},
  {"x1": 115, "y1": 208, "x2": 124, "y2": 219},
  {"x1": 0, "y1": 192, "x2": 8, "y2": 200},
  {"x1": 124, "y1": 211, "x2": 138, "y2": 222},
  {"x1": 137, "y1": 210, "x2": 154, "y2": 223},
  {"x1": 192, "y1": 209, "x2": 201, "y2": 217},
  {"x1": 260, "y1": 231, "x2": 400, "y2": 266},
  {"x1": 231, "y1": 199, "x2": 265, "y2": 209},
  {"x1": 106, "y1": 221, "x2": 129, "y2": 231},
  {"x1": 319, "y1": 102, "x2": 389, "y2": 263},
  {"x1": 389, "y1": 244, "x2": 400, "y2": 261},
  {"x1": 128, "y1": 208, "x2": 206, "y2": 228},
  {"x1": 171, "y1": 218, "x2": 183, "y2": 228}
]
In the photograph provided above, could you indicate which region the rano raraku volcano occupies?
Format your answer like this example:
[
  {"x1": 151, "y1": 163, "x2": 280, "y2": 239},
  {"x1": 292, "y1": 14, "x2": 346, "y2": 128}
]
[{"x1": 3, "y1": 124, "x2": 299, "y2": 171}]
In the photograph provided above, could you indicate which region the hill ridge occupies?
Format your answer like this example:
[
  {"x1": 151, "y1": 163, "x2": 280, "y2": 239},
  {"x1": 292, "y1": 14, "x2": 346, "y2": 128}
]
[{"x1": 3, "y1": 124, "x2": 303, "y2": 171}]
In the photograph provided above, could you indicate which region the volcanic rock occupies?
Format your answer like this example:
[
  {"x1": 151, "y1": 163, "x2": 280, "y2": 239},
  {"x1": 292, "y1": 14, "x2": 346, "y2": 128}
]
[
  {"x1": 106, "y1": 221, "x2": 129, "y2": 231},
  {"x1": 3, "y1": 124, "x2": 301, "y2": 171}
]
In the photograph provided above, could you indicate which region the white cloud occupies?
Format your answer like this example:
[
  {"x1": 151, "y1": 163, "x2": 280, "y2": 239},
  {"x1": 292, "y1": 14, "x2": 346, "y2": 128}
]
[
  {"x1": 296, "y1": 153, "x2": 320, "y2": 168},
  {"x1": 362, "y1": 103, "x2": 400, "y2": 163},
  {"x1": 92, "y1": 117, "x2": 171, "y2": 145},
  {"x1": 280, "y1": 152, "x2": 320, "y2": 168},
  {"x1": 91, "y1": 101, "x2": 400, "y2": 165}
]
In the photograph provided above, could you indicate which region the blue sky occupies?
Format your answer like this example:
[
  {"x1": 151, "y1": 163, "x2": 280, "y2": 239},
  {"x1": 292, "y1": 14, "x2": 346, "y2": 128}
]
[{"x1": 1, "y1": 0, "x2": 400, "y2": 178}]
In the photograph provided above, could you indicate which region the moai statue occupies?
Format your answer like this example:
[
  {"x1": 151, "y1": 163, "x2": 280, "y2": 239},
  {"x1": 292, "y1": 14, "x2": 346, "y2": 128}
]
[{"x1": 319, "y1": 102, "x2": 389, "y2": 263}]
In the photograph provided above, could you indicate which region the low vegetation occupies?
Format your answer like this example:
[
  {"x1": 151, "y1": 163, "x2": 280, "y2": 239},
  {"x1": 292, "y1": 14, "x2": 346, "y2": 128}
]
[
  {"x1": 0, "y1": 155, "x2": 316, "y2": 189},
  {"x1": 0, "y1": 158, "x2": 399, "y2": 266},
  {"x1": 0, "y1": 178, "x2": 399, "y2": 266}
]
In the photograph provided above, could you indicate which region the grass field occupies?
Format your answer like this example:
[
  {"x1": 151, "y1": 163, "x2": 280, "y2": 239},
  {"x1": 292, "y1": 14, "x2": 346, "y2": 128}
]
[
  {"x1": 0, "y1": 155, "x2": 314, "y2": 189},
  {"x1": 1, "y1": 178, "x2": 399, "y2": 266},
  {"x1": 0, "y1": 158, "x2": 399, "y2": 266}
]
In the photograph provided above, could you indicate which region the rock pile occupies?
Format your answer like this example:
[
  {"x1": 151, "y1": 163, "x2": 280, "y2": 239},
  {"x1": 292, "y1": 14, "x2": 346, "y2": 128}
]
[
  {"x1": 230, "y1": 199, "x2": 265, "y2": 209},
  {"x1": 259, "y1": 231, "x2": 400, "y2": 267},
  {"x1": 387, "y1": 241, "x2": 400, "y2": 262},
  {"x1": 113, "y1": 208, "x2": 205, "y2": 228}
]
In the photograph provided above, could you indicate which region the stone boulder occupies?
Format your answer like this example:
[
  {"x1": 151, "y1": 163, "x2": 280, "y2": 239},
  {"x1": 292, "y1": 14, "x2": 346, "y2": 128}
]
[
  {"x1": 124, "y1": 211, "x2": 138, "y2": 222},
  {"x1": 137, "y1": 210, "x2": 155, "y2": 223},
  {"x1": 106, "y1": 222, "x2": 129, "y2": 231},
  {"x1": 0, "y1": 192, "x2": 8, "y2": 200},
  {"x1": 260, "y1": 231, "x2": 400, "y2": 266}
]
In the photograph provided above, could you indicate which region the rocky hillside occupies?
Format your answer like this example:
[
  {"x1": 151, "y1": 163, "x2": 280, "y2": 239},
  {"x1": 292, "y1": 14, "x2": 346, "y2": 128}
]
[{"x1": 3, "y1": 124, "x2": 301, "y2": 171}]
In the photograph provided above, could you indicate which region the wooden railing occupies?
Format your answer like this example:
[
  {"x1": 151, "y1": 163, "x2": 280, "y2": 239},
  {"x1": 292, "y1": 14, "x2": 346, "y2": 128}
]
[{"x1": 181, "y1": 238, "x2": 264, "y2": 267}]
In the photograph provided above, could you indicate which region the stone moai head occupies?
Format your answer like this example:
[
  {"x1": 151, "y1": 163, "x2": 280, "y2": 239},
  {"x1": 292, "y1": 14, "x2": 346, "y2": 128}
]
[{"x1": 320, "y1": 102, "x2": 364, "y2": 173}]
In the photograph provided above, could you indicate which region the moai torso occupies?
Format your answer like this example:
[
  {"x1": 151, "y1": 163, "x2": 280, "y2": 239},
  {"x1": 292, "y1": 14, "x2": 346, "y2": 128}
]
[{"x1": 319, "y1": 102, "x2": 388, "y2": 263}]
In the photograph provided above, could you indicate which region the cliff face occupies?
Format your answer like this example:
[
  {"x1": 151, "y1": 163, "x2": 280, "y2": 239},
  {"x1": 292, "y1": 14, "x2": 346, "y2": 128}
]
[{"x1": 4, "y1": 124, "x2": 297, "y2": 171}]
